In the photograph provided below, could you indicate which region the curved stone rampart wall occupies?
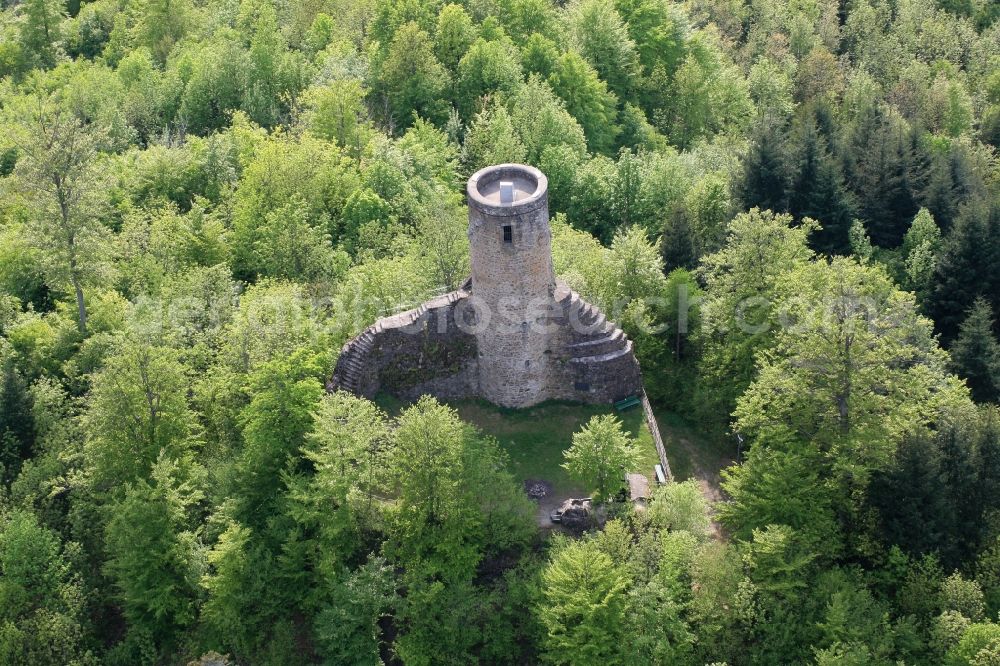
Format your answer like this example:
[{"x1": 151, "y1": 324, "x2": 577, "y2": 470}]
[
  {"x1": 329, "y1": 289, "x2": 478, "y2": 401},
  {"x1": 329, "y1": 280, "x2": 642, "y2": 406}
]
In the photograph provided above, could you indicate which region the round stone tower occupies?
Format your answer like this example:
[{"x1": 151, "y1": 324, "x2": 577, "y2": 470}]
[{"x1": 467, "y1": 164, "x2": 556, "y2": 408}]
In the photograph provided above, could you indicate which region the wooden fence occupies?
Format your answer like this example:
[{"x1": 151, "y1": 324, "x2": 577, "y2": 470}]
[{"x1": 641, "y1": 390, "x2": 673, "y2": 482}]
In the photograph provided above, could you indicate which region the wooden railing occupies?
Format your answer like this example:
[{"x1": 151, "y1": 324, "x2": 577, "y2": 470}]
[{"x1": 641, "y1": 390, "x2": 673, "y2": 482}]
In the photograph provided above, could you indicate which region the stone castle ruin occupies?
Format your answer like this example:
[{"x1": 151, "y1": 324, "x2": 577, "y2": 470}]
[{"x1": 330, "y1": 164, "x2": 643, "y2": 409}]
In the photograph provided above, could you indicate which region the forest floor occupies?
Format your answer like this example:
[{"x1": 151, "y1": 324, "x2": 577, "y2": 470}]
[{"x1": 649, "y1": 407, "x2": 737, "y2": 538}]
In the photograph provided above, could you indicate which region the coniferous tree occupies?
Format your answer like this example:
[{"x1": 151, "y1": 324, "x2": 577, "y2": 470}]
[
  {"x1": 950, "y1": 298, "x2": 1000, "y2": 403},
  {"x1": 788, "y1": 118, "x2": 855, "y2": 255},
  {"x1": 0, "y1": 354, "x2": 32, "y2": 482},
  {"x1": 936, "y1": 421, "x2": 989, "y2": 567},
  {"x1": 918, "y1": 148, "x2": 962, "y2": 233},
  {"x1": 740, "y1": 121, "x2": 789, "y2": 213},
  {"x1": 868, "y1": 432, "x2": 949, "y2": 559},
  {"x1": 848, "y1": 108, "x2": 918, "y2": 248},
  {"x1": 928, "y1": 199, "x2": 1000, "y2": 343},
  {"x1": 868, "y1": 413, "x2": 1000, "y2": 569},
  {"x1": 661, "y1": 202, "x2": 697, "y2": 270}
]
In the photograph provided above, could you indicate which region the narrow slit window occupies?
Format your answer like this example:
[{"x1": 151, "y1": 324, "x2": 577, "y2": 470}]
[{"x1": 503, "y1": 225, "x2": 513, "y2": 244}]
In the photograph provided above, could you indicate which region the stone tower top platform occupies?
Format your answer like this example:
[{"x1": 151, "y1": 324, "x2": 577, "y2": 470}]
[{"x1": 467, "y1": 164, "x2": 548, "y2": 217}]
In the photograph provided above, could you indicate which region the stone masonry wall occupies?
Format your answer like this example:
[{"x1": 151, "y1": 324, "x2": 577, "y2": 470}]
[
  {"x1": 329, "y1": 280, "x2": 642, "y2": 406},
  {"x1": 467, "y1": 165, "x2": 557, "y2": 408},
  {"x1": 329, "y1": 289, "x2": 478, "y2": 401},
  {"x1": 330, "y1": 163, "x2": 643, "y2": 408}
]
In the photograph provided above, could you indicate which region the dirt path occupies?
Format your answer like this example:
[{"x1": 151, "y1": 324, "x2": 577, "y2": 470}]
[{"x1": 664, "y1": 427, "x2": 734, "y2": 540}]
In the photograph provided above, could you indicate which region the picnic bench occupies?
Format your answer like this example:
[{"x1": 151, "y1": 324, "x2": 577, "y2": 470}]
[{"x1": 614, "y1": 395, "x2": 641, "y2": 411}]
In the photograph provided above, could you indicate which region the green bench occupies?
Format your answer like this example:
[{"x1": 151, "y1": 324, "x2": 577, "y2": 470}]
[{"x1": 614, "y1": 396, "x2": 641, "y2": 411}]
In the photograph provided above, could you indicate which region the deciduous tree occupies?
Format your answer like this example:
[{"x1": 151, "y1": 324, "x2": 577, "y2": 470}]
[
  {"x1": 9, "y1": 94, "x2": 110, "y2": 333},
  {"x1": 538, "y1": 537, "x2": 629, "y2": 665},
  {"x1": 562, "y1": 414, "x2": 640, "y2": 502}
]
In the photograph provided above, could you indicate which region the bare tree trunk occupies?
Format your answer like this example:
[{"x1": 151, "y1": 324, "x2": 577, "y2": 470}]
[
  {"x1": 59, "y1": 183, "x2": 87, "y2": 334},
  {"x1": 71, "y1": 271, "x2": 87, "y2": 333}
]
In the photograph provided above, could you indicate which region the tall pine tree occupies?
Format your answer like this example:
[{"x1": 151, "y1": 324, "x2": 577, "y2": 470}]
[
  {"x1": 929, "y1": 199, "x2": 1000, "y2": 343},
  {"x1": 950, "y1": 298, "x2": 1000, "y2": 403},
  {"x1": 740, "y1": 121, "x2": 789, "y2": 213},
  {"x1": 788, "y1": 117, "x2": 855, "y2": 255},
  {"x1": 848, "y1": 108, "x2": 918, "y2": 248}
]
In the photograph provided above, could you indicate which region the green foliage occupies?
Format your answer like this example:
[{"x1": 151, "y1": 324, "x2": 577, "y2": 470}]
[
  {"x1": 662, "y1": 35, "x2": 751, "y2": 148},
  {"x1": 548, "y1": 51, "x2": 620, "y2": 154},
  {"x1": 0, "y1": 509, "x2": 93, "y2": 665},
  {"x1": 455, "y1": 37, "x2": 523, "y2": 118},
  {"x1": 290, "y1": 392, "x2": 391, "y2": 570},
  {"x1": 950, "y1": 298, "x2": 1000, "y2": 403},
  {"x1": 788, "y1": 117, "x2": 855, "y2": 255},
  {"x1": 538, "y1": 537, "x2": 630, "y2": 665},
  {"x1": 386, "y1": 397, "x2": 534, "y2": 663},
  {"x1": 7, "y1": 92, "x2": 111, "y2": 333},
  {"x1": 646, "y1": 478, "x2": 712, "y2": 539},
  {"x1": 313, "y1": 556, "x2": 396, "y2": 666},
  {"x1": 135, "y1": 0, "x2": 192, "y2": 64},
  {"x1": 18, "y1": 0, "x2": 65, "y2": 71},
  {"x1": 376, "y1": 22, "x2": 449, "y2": 128},
  {"x1": 1, "y1": 0, "x2": 999, "y2": 661},
  {"x1": 506, "y1": 75, "x2": 587, "y2": 164},
  {"x1": 461, "y1": 102, "x2": 527, "y2": 172},
  {"x1": 303, "y1": 79, "x2": 370, "y2": 153},
  {"x1": 435, "y1": 4, "x2": 477, "y2": 71},
  {"x1": 695, "y1": 208, "x2": 815, "y2": 425},
  {"x1": 722, "y1": 444, "x2": 842, "y2": 556},
  {"x1": 388, "y1": 397, "x2": 533, "y2": 576},
  {"x1": 174, "y1": 42, "x2": 241, "y2": 133},
  {"x1": 104, "y1": 455, "x2": 204, "y2": 645},
  {"x1": 733, "y1": 259, "x2": 971, "y2": 554},
  {"x1": 83, "y1": 340, "x2": 199, "y2": 492},
  {"x1": 562, "y1": 414, "x2": 640, "y2": 502},
  {"x1": 230, "y1": 134, "x2": 357, "y2": 279},
  {"x1": 230, "y1": 349, "x2": 325, "y2": 527},
  {"x1": 928, "y1": 199, "x2": 1000, "y2": 344},
  {"x1": 565, "y1": 0, "x2": 639, "y2": 102},
  {"x1": 0, "y1": 347, "x2": 34, "y2": 481},
  {"x1": 198, "y1": 520, "x2": 260, "y2": 657},
  {"x1": 949, "y1": 623, "x2": 1000, "y2": 665}
]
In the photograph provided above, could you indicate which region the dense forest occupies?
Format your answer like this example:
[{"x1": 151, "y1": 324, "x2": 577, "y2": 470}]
[{"x1": 1, "y1": 0, "x2": 1000, "y2": 663}]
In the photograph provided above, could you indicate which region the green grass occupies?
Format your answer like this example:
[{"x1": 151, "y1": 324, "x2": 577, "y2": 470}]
[
  {"x1": 649, "y1": 406, "x2": 736, "y2": 484},
  {"x1": 374, "y1": 395, "x2": 659, "y2": 498},
  {"x1": 458, "y1": 400, "x2": 658, "y2": 496}
]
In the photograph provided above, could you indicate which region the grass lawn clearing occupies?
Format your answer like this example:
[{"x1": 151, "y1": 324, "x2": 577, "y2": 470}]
[
  {"x1": 374, "y1": 394, "x2": 661, "y2": 525},
  {"x1": 452, "y1": 400, "x2": 658, "y2": 497}
]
